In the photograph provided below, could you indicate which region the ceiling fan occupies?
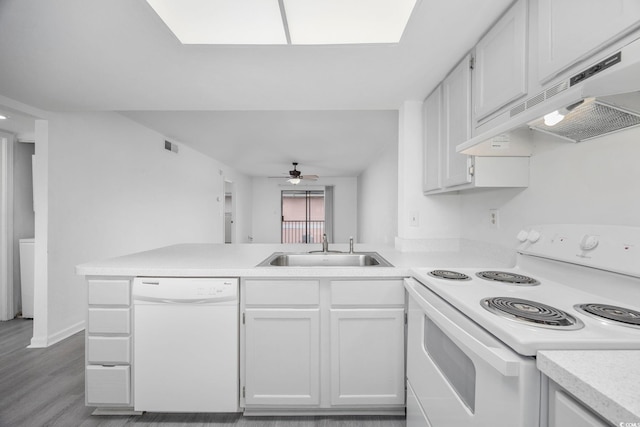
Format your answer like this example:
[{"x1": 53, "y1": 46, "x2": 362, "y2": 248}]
[{"x1": 270, "y1": 162, "x2": 319, "y2": 184}]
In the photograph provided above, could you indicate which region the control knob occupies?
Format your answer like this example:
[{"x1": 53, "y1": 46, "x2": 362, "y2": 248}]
[
  {"x1": 580, "y1": 234, "x2": 599, "y2": 251},
  {"x1": 527, "y1": 230, "x2": 541, "y2": 243}
]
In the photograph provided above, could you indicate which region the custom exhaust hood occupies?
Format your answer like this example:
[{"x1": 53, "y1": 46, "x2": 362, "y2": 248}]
[{"x1": 457, "y1": 35, "x2": 640, "y2": 156}]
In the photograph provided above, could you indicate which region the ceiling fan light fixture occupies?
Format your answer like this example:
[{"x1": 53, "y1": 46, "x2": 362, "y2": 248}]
[{"x1": 288, "y1": 177, "x2": 301, "y2": 185}]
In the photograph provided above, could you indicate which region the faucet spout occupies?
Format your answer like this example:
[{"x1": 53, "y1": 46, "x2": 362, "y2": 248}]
[{"x1": 322, "y1": 234, "x2": 329, "y2": 253}]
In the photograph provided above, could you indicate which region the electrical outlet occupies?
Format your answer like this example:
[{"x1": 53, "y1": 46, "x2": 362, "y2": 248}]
[
  {"x1": 489, "y1": 209, "x2": 499, "y2": 229},
  {"x1": 410, "y1": 211, "x2": 419, "y2": 227}
]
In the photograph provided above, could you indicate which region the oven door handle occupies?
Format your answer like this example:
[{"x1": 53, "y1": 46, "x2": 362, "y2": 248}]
[{"x1": 405, "y1": 279, "x2": 522, "y2": 377}]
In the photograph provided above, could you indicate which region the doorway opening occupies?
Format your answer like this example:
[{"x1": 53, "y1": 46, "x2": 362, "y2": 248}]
[{"x1": 281, "y1": 190, "x2": 324, "y2": 244}]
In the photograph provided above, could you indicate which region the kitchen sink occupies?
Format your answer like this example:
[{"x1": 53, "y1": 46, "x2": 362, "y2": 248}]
[{"x1": 257, "y1": 252, "x2": 393, "y2": 267}]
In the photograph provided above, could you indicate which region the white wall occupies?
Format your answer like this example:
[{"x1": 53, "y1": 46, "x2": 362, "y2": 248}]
[
  {"x1": 33, "y1": 111, "x2": 252, "y2": 346},
  {"x1": 459, "y1": 128, "x2": 640, "y2": 248},
  {"x1": 251, "y1": 177, "x2": 357, "y2": 244},
  {"x1": 357, "y1": 143, "x2": 398, "y2": 245},
  {"x1": 396, "y1": 101, "x2": 462, "y2": 251}
]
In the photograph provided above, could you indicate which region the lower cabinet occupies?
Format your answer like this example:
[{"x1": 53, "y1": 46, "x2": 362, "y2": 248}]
[
  {"x1": 241, "y1": 278, "x2": 406, "y2": 413},
  {"x1": 244, "y1": 308, "x2": 321, "y2": 406},
  {"x1": 85, "y1": 278, "x2": 133, "y2": 410},
  {"x1": 329, "y1": 308, "x2": 405, "y2": 406},
  {"x1": 546, "y1": 379, "x2": 608, "y2": 427}
]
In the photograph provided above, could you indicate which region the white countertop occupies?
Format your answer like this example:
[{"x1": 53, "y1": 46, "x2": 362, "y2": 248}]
[
  {"x1": 75, "y1": 242, "x2": 508, "y2": 278},
  {"x1": 537, "y1": 350, "x2": 640, "y2": 425}
]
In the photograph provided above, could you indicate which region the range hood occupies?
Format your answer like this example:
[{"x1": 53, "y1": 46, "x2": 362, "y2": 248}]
[{"x1": 458, "y1": 35, "x2": 640, "y2": 155}]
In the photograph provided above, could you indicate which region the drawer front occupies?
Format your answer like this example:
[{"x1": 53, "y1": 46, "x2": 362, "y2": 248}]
[
  {"x1": 331, "y1": 280, "x2": 404, "y2": 306},
  {"x1": 86, "y1": 365, "x2": 131, "y2": 405},
  {"x1": 87, "y1": 336, "x2": 131, "y2": 364},
  {"x1": 244, "y1": 280, "x2": 320, "y2": 306},
  {"x1": 88, "y1": 308, "x2": 131, "y2": 334},
  {"x1": 88, "y1": 280, "x2": 130, "y2": 306}
]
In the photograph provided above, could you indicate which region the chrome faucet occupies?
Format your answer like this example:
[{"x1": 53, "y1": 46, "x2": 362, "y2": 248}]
[
  {"x1": 322, "y1": 234, "x2": 329, "y2": 253},
  {"x1": 349, "y1": 236, "x2": 354, "y2": 254}
]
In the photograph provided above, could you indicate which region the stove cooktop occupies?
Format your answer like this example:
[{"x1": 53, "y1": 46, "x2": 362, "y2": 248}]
[{"x1": 412, "y1": 265, "x2": 640, "y2": 356}]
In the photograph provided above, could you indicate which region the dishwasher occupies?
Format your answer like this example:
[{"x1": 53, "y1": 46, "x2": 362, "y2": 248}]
[{"x1": 132, "y1": 277, "x2": 239, "y2": 413}]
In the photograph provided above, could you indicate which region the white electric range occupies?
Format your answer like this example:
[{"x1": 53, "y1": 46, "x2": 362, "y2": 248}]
[{"x1": 405, "y1": 224, "x2": 640, "y2": 427}]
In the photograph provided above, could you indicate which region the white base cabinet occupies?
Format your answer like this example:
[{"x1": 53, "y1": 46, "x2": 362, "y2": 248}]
[
  {"x1": 85, "y1": 278, "x2": 133, "y2": 410},
  {"x1": 244, "y1": 308, "x2": 321, "y2": 406},
  {"x1": 329, "y1": 308, "x2": 405, "y2": 406},
  {"x1": 241, "y1": 278, "x2": 406, "y2": 414},
  {"x1": 546, "y1": 379, "x2": 608, "y2": 427}
]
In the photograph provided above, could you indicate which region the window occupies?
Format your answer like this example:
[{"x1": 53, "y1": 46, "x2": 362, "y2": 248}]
[{"x1": 281, "y1": 190, "x2": 325, "y2": 243}]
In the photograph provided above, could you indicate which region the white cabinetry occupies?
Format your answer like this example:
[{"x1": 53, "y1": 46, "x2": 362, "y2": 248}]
[
  {"x1": 329, "y1": 280, "x2": 405, "y2": 406},
  {"x1": 423, "y1": 55, "x2": 530, "y2": 195},
  {"x1": 85, "y1": 278, "x2": 133, "y2": 409},
  {"x1": 474, "y1": 0, "x2": 528, "y2": 122},
  {"x1": 244, "y1": 308, "x2": 321, "y2": 406},
  {"x1": 546, "y1": 379, "x2": 608, "y2": 427},
  {"x1": 537, "y1": 0, "x2": 640, "y2": 83},
  {"x1": 243, "y1": 280, "x2": 320, "y2": 407},
  {"x1": 423, "y1": 86, "x2": 442, "y2": 192},
  {"x1": 442, "y1": 54, "x2": 473, "y2": 188},
  {"x1": 241, "y1": 278, "x2": 405, "y2": 414}
]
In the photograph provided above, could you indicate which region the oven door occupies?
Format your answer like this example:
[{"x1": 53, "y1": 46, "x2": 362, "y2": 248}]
[{"x1": 405, "y1": 278, "x2": 540, "y2": 427}]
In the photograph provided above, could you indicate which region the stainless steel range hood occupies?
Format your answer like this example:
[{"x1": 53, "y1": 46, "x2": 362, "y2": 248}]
[{"x1": 457, "y1": 35, "x2": 640, "y2": 155}]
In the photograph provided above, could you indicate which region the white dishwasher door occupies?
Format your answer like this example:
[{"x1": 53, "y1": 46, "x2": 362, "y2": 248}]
[{"x1": 133, "y1": 277, "x2": 239, "y2": 413}]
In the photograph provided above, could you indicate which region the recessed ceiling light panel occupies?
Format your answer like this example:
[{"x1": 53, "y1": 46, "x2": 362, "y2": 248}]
[
  {"x1": 146, "y1": 0, "x2": 287, "y2": 44},
  {"x1": 283, "y1": 0, "x2": 417, "y2": 45}
]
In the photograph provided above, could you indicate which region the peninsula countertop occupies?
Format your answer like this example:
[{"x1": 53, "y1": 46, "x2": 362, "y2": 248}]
[{"x1": 75, "y1": 242, "x2": 510, "y2": 278}]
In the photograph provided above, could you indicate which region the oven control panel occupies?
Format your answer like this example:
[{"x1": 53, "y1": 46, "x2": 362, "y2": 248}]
[{"x1": 516, "y1": 224, "x2": 639, "y2": 278}]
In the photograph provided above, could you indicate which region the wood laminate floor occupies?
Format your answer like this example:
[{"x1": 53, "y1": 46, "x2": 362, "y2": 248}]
[{"x1": 0, "y1": 319, "x2": 406, "y2": 427}]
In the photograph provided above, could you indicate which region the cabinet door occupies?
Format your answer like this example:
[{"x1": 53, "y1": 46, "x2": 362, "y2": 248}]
[
  {"x1": 474, "y1": 0, "x2": 528, "y2": 121},
  {"x1": 538, "y1": 0, "x2": 640, "y2": 83},
  {"x1": 442, "y1": 55, "x2": 472, "y2": 188},
  {"x1": 423, "y1": 86, "x2": 442, "y2": 192},
  {"x1": 329, "y1": 308, "x2": 405, "y2": 406},
  {"x1": 550, "y1": 389, "x2": 608, "y2": 427},
  {"x1": 244, "y1": 308, "x2": 320, "y2": 406}
]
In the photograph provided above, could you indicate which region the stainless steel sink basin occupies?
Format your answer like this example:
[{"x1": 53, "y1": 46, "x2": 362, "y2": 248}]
[{"x1": 257, "y1": 252, "x2": 393, "y2": 267}]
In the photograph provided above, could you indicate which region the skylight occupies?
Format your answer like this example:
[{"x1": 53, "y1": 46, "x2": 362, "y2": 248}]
[{"x1": 145, "y1": 0, "x2": 417, "y2": 45}]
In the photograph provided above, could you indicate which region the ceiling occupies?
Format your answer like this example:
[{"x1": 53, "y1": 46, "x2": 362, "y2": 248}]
[{"x1": 0, "y1": 0, "x2": 513, "y2": 177}]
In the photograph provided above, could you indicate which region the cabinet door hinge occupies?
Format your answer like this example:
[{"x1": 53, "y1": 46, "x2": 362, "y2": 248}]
[
  {"x1": 469, "y1": 55, "x2": 475, "y2": 70},
  {"x1": 242, "y1": 386, "x2": 246, "y2": 398},
  {"x1": 242, "y1": 312, "x2": 245, "y2": 324},
  {"x1": 404, "y1": 312, "x2": 408, "y2": 325},
  {"x1": 468, "y1": 165, "x2": 475, "y2": 176}
]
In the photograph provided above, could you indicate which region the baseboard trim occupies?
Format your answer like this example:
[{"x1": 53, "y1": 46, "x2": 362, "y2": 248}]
[{"x1": 28, "y1": 320, "x2": 85, "y2": 348}]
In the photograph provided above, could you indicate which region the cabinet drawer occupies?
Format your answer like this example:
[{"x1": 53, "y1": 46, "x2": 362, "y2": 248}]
[
  {"x1": 87, "y1": 336, "x2": 131, "y2": 364},
  {"x1": 331, "y1": 280, "x2": 404, "y2": 306},
  {"x1": 244, "y1": 280, "x2": 320, "y2": 305},
  {"x1": 88, "y1": 308, "x2": 130, "y2": 334},
  {"x1": 86, "y1": 365, "x2": 131, "y2": 405},
  {"x1": 88, "y1": 280, "x2": 130, "y2": 306}
]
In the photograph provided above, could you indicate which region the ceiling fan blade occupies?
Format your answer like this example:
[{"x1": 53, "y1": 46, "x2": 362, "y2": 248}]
[{"x1": 301, "y1": 175, "x2": 319, "y2": 180}]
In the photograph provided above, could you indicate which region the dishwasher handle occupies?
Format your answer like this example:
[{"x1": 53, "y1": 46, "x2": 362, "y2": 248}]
[{"x1": 133, "y1": 295, "x2": 237, "y2": 304}]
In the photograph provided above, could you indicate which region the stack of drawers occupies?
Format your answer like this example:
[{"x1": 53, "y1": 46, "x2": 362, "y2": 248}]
[{"x1": 85, "y1": 278, "x2": 132, "y2": 408}]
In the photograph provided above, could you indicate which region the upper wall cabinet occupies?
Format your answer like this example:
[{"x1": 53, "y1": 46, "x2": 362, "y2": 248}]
[
  {"x1": 442, "y1": 55, "x2": 473, "y2": 188},
  {"x1": 422, "y1": 86, "x2": 442, "y2": 193},
  {"x1": 473, "y1": 0, "x2": 528, "y2": 122},
  {"x1": 537, "y1": 0, "x2": 640, "y2": 83}
]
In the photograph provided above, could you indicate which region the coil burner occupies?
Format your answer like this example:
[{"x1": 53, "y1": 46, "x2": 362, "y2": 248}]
[
  {"x1": 574, "y1": 304, "x2": 640, "y2": 329},
  {"x1": 427, "y1": 270, "x2": 471, "y2": 281},
  {"x1": 476, "y1": 271, "x2": 540, "y2": 286},
  {"x1": 481, "y1": 297, "x2": 584, "y2": 330}
]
